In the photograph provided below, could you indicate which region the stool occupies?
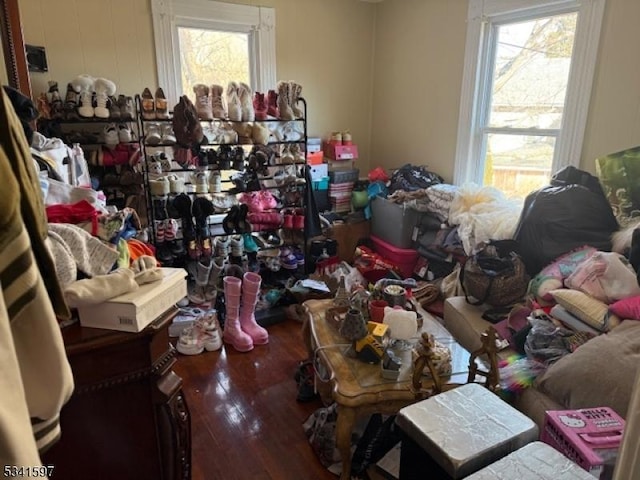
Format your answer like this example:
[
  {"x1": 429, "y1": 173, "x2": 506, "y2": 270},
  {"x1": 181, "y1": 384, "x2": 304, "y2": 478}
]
[
  {"x1": 396, "y1": 383, "x2": 538, "y2": 479},
  {"x1": 465, "y1": 441, "x2": 595, "y2": 479}
]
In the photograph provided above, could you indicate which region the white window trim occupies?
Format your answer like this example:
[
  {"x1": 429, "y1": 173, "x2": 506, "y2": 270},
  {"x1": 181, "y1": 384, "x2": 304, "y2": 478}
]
[
  {"x1": 150, "y1": 0, "x2": 276, "y2": 106},
  {"x1": 454, "y1": 0, "x2": 606, "y2": 186}
]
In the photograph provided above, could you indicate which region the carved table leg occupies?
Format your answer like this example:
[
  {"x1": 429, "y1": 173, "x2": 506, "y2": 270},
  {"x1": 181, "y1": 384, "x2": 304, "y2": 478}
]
[{"x1": 336, "y1": 405, "x2": 357, "y2": 480}]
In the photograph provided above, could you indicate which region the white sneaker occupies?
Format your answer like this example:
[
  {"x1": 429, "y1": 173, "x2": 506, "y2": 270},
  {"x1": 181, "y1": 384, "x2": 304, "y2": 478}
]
[
  {"x1": 118, "y1": 123, "x2": 132, "y2": 143},
  {"x1": 168, "y1": 174, "x2": 185, "y2": 194},
  {"x1": 149, "y1": 176, "x2": 170, "y2": 196},
  {"x1": 161, "y1": 124, "x2": 176, "y2": 145},
  {"x1": 197, "y1": 312, "x2": 222, "y2": 351},
  {"x1": 103, "y1": 123, "x2": 119, "y2": 146},
  {"x1": 146, "y1": 123, "x2": 162, "y2": 145},
  {"x1": 209, "y1": 171, "x2": 222, "y2": 193},
  {"x1": 176, "y1": 326, "x2": 205, "y2": 355}
]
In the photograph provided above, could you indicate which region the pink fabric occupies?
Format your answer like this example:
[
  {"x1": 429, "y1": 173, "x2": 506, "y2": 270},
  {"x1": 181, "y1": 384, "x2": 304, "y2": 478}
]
[
  {"x1": 222, "y1": 276, "x2": 253, "y2": 352},
  {"x1": 239, "y1": 272, "x2": 268, "y2": 345},
  {"x1": 610, "y1": 296, "x2": 640, "y2": 321}
]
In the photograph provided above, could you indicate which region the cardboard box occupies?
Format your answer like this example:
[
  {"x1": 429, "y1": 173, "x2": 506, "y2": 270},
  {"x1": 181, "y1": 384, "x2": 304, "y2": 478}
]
[
  {"x1": 310, "y1": 163, "x2": 328, "y2": 181},
  {"x1": 323, "y1": 142, "x2": 359, "y2": 160},
  {"x1": 541, "y1": 407, "x2": 625, "y2": 478},
  {"x1": 78, "y1": 267, "x2": 188, "y2": 332}
]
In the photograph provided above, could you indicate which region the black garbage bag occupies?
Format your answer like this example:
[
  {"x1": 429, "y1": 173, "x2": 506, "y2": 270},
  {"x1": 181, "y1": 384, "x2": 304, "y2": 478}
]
[
  {"x1": 514, "y1": 167, "x2": 619, "y2": 276},
  {"x1": 388, "y1": 163, "x2": 443, "y2": 193}
]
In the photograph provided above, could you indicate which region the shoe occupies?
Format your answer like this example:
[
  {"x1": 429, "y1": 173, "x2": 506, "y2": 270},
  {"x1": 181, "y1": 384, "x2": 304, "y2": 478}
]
[
  {"x1": 48, "y1": 81, "x2": 64, "y2": 119},
  {"x1": 176, "y1": 311, "x2": 222, "y2": 355},
  {"x1": 209, "y1": 171, "x2": 222, "y2": 194},
  {"x1": 155, "y1": 87, "x2": 169, "y2": 119},
  {"x1": 267, "y1": 90, "x2": 279, "y2": 118},
  {"x1": 94, "y1": 78, "x2": 117, "y2": 119},
  {"x1": 63, "y1": 83, "x2": 80, "y2": 120},
  {"x1": 192, "y1": 172, "x2": 209, "y2": 194},
  {"x1": 276, "y1": 81, "x2": 294, "y2": 121},
  {"x1": 193, "y1": 84, "x2": 213, "y2": 121},
  {"x1": 211, "y1": 193, "x2": 237, "y2": 212},
  {"x1": 154, "y1": 219, "x2": 165, "y2": 243},
  {"x1": 236, "y1": 204, "x2": 252, "y2": 234},
  {"x1": 118, "y1": 123, "x2": 133, "y2": 143},
  {"x1": 168, "y1": 174, "x2": 185, "y2": 194},
  {"x1": 108, "y1": 96, "x2": 121, "y2": 119},
  {"x1": 210, "y1": 84, "x2": 227, "y2": 119},
  {"x1": 173, "y1": 95, "x2": 204, "y2": 147},
  {"x1": 295, "y1": 361, "x2": 318, "y2": 402},
  {"x1": 253, "y1": 92, "x2": 268, "y2": 120},
  {"x1": 226, "y1": 81, "x2": 242, "y2": 122},
  {"x1": 141, "y1": 87, "x2": 155, "y2": 120},
  {"x1": 289, "y1": 81, "x2": 304, "y2": 119},
  {"x1": 214, "y1": 235, "x2": 230, "y2": 258},
  {"x1": 160, "y1": 124, "x2": 176, "y2": 145},
  {"x1": 232, "y1": 146, "x2": 245, "y2": 171},
  {"x1": 238, "y1": 82, "x2": 254, "y2": 122},
  {"x1": 242, "y1": 233, "x2": 259, "y2": 253},
  {"x1": 145, "y1": 123, "x2": 162, "y2": 145},
  {"x1": 230, "y1": 235, "x2": 244, "y2": 257},
  {"x1": 103, "y1": 123, "x2": 119, "y2": 146},
  {"x1": 118, "y1": 95, "x2": 135, "y2": 120},
  {"x1": 223, "y1": 205, "x2": 240, "y2": 235},
  {"x1": 149, "y1": 177, "x2": 170, "y2": 197}
]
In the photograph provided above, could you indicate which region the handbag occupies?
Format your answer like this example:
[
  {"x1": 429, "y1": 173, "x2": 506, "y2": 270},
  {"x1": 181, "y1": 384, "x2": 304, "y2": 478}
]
[{"x1": 460, "y1": 240, "x2": 529, "y2": 307}]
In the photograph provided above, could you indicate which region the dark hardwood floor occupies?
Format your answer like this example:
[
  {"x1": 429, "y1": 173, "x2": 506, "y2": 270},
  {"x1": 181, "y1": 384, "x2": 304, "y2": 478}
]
[{"x1": 173, "y1": 319, "x2": 337, "y2": 480}]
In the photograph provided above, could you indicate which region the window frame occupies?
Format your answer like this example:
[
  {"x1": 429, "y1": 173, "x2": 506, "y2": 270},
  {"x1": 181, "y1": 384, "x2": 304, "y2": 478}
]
[
  {"x1": 150, "y1": 0, "x2": 276, "y2": 106},
  {"x1": 453, "y1": 0, "x2": 606, "y2": 186}
]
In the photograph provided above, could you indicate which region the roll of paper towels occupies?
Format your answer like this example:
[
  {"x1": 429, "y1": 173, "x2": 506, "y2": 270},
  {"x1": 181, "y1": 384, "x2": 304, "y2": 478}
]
[{"x1": 383, "y1": 307, "x2": 418, "y2": 340}]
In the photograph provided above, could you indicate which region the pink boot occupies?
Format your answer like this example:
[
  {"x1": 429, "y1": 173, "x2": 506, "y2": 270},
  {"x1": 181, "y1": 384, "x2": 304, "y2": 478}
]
[
  {"x1": 222, "y1": 276, "x2": 254, "y2": 352},
  {"x1": 239, "y1": 272, "x2": 269, "y2": 345}
]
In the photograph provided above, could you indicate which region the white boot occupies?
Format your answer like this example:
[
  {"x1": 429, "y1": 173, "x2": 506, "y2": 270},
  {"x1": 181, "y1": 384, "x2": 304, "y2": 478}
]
[
  {"x1": 72, "y1": 74, "x2": 96, "y2": 118},
  {"x1": 289, "y1": 81, "x2": 304, "y2": 119},
  {"x1": 226, "y1": 81, "x2": 242, "y2": 122},
  {"x1": 238, "y1": 82, "x2": 255, "y2": 122},
  {"x1": 210, "y1": 84, "x2": 227, "y2": 119},
  {"x1": 94, "y1": 77, "x2": 117, "y2": 119}
]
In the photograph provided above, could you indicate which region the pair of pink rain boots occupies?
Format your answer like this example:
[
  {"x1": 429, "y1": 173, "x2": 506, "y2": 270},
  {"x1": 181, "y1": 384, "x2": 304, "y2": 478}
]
[{"x1": 222, "y1": 272, "x2": 269, "y2": 352}]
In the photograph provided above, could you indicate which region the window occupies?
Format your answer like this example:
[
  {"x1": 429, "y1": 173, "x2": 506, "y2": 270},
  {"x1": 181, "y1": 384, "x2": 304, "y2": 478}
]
[
  {"x1": 454, "y1": 0, "x2": 605, "y2": 198},
  {"x1": 150, "y1": 0, "x2": 276, "y2": 107}
]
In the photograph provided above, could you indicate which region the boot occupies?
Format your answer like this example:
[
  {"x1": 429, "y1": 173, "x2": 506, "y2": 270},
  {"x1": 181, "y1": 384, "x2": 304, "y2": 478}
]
[
  {"x1": 210, "y1": 84, "x2": 227, "y2": 119},
  {"x1": 48, "y1": 81, "x2": 64, "y2": 119},
  {"x1": 277, "y1": 81, "x2": 293, "y2": 121},
  {"x1": 63, "y1": 82, "x2": 80, "y2": 120},
  {"x1": 238, "y1": 82, "x2": 255, "y2": 122},
  {"x1": 239, "y1": 272, "x2": 268, "y2": 344},
  {"x1": 72, "y1": 74, "x2": 96, "y2": 118},
  {"x1": 226, "y1": 81, "x2": 242, "y2": 121},
  {"x1": 188, "y1": 258, "x2": 212, "y2": 305},
  {"x1": 267, "y1": 89, "x2": 279, "y2": 118},
  {"x1": 222, "y1": 276, "x2": 254, "y2": 352},
  {"x1": 253, "y1": 92, "x2": 268, "y2": 120},
  {"x1": 193, "y1": 84, "x2": 213, "y2": 121},
  {"x1": 94, "y1": 78, "x2": 117, "y2": 119},
  {"x1": 289, "y1": 81, "x2": 304, "y2": 119}
]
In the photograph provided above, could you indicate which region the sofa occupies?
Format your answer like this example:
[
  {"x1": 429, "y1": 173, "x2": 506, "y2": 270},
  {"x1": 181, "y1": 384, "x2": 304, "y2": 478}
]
[{"x1": 443, "y1": 296, "x2": 640, "y2": 429}]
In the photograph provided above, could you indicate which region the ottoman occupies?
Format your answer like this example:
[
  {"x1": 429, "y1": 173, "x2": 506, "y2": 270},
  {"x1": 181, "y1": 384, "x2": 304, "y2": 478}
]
[
  {"x1": 396, "y1": 383, "x2": 538, "y2": 479},
  {"x1": 465, "y1": 441, "x2": 594, "y2": 479}
]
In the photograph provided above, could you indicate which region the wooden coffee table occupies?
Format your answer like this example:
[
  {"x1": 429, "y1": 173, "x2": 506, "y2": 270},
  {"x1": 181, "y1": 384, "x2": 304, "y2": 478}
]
[{"x1": 304, "y1": 299, "x2": 477, "y2": 480}]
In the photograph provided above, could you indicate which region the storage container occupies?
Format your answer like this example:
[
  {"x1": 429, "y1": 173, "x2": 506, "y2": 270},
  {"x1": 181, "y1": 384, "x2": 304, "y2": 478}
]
[
  {"x1": 329, "y1": 168, "x2": 359, "y2": 184},
  {"x1": 77, "y1": 267, "x2": 188, "y2": 332},
  {"x1": 370, "y1": 195, "x2": 420, "y2": 249},
  {"x1": 370, "y1": 235, "x2": 419, "y2": 278},
  {"x1": 312, "y1": 176, "x2": 329, "y2": 190},
  {"x1": 541, "y1": 407, "x2": 625, "y2": 478}
]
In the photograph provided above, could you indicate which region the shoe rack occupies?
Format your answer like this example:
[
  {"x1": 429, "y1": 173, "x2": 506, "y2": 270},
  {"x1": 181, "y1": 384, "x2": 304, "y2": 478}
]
[
  {"x1": 37, "y1": 98, "x2": 144, "y2": 213},
  {"x1": 136, "y1": 87, "x2": 311, "y2": 281}
]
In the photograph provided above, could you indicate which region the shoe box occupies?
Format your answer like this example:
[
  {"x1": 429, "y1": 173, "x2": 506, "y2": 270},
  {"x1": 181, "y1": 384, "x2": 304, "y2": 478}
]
[
  {"x1": 541, "y1": 407, "x2": 625, "y2": 477},
  {"x1": 77, "y1": 267, "x2": 188, "y2": 332},
  {"x1": 323, "y1": 141, "x2": 358, "y2": 160}
]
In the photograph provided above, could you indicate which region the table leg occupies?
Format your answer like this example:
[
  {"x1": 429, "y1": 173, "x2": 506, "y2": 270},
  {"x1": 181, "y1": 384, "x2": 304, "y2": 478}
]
[{"x1": 336, "y1": 404, "x2": 356, "y2": 480}]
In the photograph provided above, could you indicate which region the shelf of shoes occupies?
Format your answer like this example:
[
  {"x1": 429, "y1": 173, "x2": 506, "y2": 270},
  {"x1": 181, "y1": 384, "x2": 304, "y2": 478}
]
[{"x1": 139, "y1": 80, "x2": 310, "y2": 296}]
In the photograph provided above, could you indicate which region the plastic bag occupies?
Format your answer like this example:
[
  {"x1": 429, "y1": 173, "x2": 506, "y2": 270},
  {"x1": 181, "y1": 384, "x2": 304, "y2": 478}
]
[
  {"x1": 524, "y1": 316, "x2": 574, "y2": 367},
  {"x1": 388, "y1": 163, "x2": 443, "y2": 193}
]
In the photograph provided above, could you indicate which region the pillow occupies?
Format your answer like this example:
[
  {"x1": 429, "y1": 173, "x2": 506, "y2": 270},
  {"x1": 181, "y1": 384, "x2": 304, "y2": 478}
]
[
  {"x1": 528, "y1": 246, "x2": 597, "y2": 303},
  {"x1": 536, "y1": 320, "x2": 640, "y2": 418},
  {"x1": 550, "y1": 289, "x2": 620, "y2": 332},
  {"x1": 609, "y1": 296, "x2": 640, "y2": 320}
]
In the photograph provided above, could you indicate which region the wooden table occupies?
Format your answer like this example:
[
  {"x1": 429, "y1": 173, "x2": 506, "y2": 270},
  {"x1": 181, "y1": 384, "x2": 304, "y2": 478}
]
[{"x1": 304, "y1": 299, "x2": 474, "y2": 480}]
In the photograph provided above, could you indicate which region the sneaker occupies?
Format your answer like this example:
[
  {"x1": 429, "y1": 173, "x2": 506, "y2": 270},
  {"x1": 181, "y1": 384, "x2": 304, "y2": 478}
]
[
  {"x1": 48, "y1": 81, "x2": 64, "y2": 119},
  {"x1": 108, "y1": 96, "x2": 121, "y2": 119},
  {"x1": 103, "y1": 123, "x2": 119, "y2": 146},
  {"x1": 209, "y1": 171, "x2": 222, "y2": 194},
  {"x1": 119, "y1": 95, "x2": 135, "y2": 120},
  {"x1": 161, "y1": 124, "x2": 176, "y2": 145},
  {"x1": 176, "y1": 326, "x2": 205, "y2": 355},
  {"x1": 214, "y1": 235, "x2": 230, "y2": 258},
  {"x1": 230, "y1": 235, "x2": 244, "y2": 257},
  {"x1": 197, "y1": 312, "x2": 222, "y2": 351},
  {"x1": 146, "y1": 123, "x2": 162, "y2": 145},
  {"x1": 118, "y1": 123, "x2": 132, "y2": 143}
]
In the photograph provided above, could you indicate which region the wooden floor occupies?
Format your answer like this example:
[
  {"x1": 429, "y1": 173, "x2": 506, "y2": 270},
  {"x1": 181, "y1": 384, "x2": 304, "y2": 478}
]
[{"x1": 173, "y1": 319, "x2": 338, "y2": 480}]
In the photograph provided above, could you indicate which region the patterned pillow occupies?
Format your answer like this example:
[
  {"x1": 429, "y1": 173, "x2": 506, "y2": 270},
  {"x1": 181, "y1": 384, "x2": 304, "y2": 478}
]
[
  {"x1": 550, "y1": 289, "x2": 620, "y2": 332},
  {"x1": 529, "y1": 246, "x2": 597, "y2": 303}
]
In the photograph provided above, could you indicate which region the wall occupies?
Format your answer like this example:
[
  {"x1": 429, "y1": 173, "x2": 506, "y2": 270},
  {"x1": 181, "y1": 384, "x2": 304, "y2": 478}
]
[
  {"x1": 17, "y1": 0, "x2": 376, "y2": 165},
  {"x1": 370, "y1": 0, "x2": 640, "y2": 182}
]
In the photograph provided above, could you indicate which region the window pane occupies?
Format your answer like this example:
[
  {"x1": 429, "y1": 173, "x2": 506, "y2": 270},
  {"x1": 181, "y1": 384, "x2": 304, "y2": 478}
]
[
  {"x1": 177, "y1": 27, "x2": 250, "y2": 98},
  {"x1": 488, "y1": 13, "x2": 577, "y2": 130},
  {"x1": 484, "y1": 133, "x2": 554, "y2": 198}
]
